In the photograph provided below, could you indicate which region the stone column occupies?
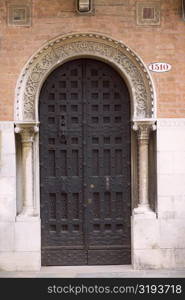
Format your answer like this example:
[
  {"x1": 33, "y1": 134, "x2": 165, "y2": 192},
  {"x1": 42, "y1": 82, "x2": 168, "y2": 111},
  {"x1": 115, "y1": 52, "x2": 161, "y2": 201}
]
[
  {"x1": 15, "y1": 123, "x2": 39, "y2": 217},
  {"x1": 133, "y1": 120, "x2": 156, "y2": 214}
]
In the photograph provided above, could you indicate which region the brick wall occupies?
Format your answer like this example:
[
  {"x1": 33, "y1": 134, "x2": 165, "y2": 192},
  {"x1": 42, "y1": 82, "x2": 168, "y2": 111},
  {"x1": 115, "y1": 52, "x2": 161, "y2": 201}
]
[{"x1": 0, "y1": 0, "x2": 184, "y2": 120}]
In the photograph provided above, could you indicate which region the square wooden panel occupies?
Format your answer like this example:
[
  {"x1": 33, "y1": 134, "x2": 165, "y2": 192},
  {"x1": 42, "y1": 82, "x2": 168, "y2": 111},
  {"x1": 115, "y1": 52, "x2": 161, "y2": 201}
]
[
  {"x1": 8, "y1": 4, "x2": 31, "y2": 26},
  {"x1": 136, "y1": 1, "x2": 161, "y2": 26}
]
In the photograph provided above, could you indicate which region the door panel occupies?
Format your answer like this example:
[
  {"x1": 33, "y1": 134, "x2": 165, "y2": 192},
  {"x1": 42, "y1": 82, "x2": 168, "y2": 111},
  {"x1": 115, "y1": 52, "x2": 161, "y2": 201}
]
[
  {"x1": 84, "y1": 60, "x2": 131, "y2": 265},
  {"x1": 39, "y1": 59, "x2": 131, "y2": 265}
]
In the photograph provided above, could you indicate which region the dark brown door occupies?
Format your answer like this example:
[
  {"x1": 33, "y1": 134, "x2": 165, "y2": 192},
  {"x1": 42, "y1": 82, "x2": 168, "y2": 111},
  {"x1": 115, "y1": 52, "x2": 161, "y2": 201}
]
[{"x1": 39, "y1": 59, "x2": 131, "y2": 266}]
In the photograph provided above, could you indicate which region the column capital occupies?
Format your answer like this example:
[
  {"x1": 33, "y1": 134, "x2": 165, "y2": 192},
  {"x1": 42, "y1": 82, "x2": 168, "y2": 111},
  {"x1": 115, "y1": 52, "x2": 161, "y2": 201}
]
[
  {"x1": 15, "y1": 122, "x2": 39, "y2": 143},
  {"x1": 133, "y1": 120, "x2": 156, "y2": 140}
]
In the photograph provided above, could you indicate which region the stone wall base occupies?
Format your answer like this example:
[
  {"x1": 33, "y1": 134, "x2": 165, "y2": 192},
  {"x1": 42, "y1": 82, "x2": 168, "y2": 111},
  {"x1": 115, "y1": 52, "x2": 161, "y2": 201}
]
[
  {"x1": 132, "y1": 212, "x2": 185, "y2": 269},
  {"x1": 0, "y1": 252, "x2": 41, "y2": 271}
]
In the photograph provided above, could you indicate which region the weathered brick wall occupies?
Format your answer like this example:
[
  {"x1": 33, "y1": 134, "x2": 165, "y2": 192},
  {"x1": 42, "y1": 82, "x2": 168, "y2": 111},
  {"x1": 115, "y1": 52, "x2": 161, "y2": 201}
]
[{"x1": 0, "y1": 0, "x2": 184, "y2": 120}]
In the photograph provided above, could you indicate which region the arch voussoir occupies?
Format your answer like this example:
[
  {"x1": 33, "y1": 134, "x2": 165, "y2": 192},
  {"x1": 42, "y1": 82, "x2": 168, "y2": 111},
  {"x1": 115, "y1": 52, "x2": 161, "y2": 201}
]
[{"x1": 15, "y1": 32, "x2": 155, "y2": 122}]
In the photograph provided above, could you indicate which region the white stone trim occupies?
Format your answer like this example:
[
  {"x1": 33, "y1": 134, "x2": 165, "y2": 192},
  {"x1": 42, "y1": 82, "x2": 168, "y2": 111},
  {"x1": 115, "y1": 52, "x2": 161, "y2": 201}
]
[{"x1": 157, "y1": 118, "x2": 185, "y2": 128}]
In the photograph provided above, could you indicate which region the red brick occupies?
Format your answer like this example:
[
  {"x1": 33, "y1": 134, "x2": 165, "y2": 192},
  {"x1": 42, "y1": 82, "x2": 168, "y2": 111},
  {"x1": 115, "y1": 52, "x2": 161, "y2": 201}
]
[{"x1": 0, "y1": 0, "x2": 184, "y2": 120}]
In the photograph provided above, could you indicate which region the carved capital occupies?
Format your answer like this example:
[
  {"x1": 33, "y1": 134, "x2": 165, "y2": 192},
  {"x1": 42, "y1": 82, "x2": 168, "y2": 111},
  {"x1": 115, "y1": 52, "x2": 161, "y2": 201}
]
[
  {"x1": 133, "y1": 120, "x2": 156, "y2": 141},
  {"x1": 15, "y1": 123, "x2": 39, "y2": 144}
]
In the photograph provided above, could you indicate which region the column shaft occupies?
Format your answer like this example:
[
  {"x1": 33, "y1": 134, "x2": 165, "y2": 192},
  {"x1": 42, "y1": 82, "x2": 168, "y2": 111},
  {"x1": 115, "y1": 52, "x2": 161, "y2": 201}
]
[
  {"x1": 133, "y1": 120, "x2": 156, "y2": 214},
  {"x1": 22, "y1": 136, "x2": 34, "y2": 215},
  {"x1": 138, "y1": 138, "x2": 149, "y2": 208}
]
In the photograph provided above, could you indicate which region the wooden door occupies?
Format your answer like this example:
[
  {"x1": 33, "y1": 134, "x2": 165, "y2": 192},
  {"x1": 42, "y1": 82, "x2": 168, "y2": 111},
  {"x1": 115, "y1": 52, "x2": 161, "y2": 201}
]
[{"x1": 39, "y1": 59, "x2": 131, "y2": 265}]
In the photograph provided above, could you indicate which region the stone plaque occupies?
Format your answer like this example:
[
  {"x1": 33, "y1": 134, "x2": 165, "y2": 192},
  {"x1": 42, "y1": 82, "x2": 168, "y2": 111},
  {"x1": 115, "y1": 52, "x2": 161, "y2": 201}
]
[
  {"x1": 136, "y1": 1, "x2": 161, "y2": 26},
  {"x1": 8, "y1": 4, "x2": 31, "y2": 26}
]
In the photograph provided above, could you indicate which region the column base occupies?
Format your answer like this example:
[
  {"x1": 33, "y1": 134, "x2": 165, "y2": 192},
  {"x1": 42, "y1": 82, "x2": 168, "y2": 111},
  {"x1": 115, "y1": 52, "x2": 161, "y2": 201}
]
[
  {"x1": 16, "y1": 207, "x2": 38, "y2": 221},
  {"x1": 133, "y1": 205, "x2": 156, "y2": 218}
]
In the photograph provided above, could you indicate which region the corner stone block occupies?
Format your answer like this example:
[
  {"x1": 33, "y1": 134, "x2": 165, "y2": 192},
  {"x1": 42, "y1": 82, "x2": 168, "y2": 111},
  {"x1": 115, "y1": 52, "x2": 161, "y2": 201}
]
[
  {"x1": 157, "y1": 120, "x2": 185, "y2": 152},
  {"x1": 132, "y1": 215, "x2": 159, "y2": 250},
  {"x1": 14, "y1": 252, "x2": 41, "y2": 271},
  {"x1": 0, "y1": 222, "x2": 14, "y2": 251},
  {"x1": 159, "y1": 219, "x2": 185, "y2": 249},
  {"x1": 0, "y1": 252, "x2": 16, "y2": 271},
  {"x1": 133, "y1": 249, "x2": 162, "y2": 270},
  {"x1": 0, "y1": 194, "x2": 16, "y2": 222},
  {"x1": 0, "y1": 154, "x2": 16, "y2": 177},
  {"x1": 174, "y1": 249, "x2": 185, "y2": 269},
  {"x1": 15, "y1": 219, "x2": 41, "y2": 252},
  {"x1": 0, "y1": 123, "x2": 15, "y2": 155}
]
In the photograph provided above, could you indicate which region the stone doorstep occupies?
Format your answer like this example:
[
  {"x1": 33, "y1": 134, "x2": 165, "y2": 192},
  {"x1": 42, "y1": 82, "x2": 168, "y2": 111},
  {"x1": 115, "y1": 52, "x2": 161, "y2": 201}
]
[{"x1": 0, "y1": 266, "x2": 185, "y2": 278}]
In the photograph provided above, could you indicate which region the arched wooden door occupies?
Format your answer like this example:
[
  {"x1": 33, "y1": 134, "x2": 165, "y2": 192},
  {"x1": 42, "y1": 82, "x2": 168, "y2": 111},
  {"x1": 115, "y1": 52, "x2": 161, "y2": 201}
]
[{"x1": 39, "y1": 59, "x2": 131, "y2": 265}]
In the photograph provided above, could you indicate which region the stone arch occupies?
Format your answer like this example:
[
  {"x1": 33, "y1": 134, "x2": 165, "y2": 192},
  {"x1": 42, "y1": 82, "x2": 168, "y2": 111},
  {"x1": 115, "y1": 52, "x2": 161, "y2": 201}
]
[
  {"x1": 15, "y1": 32, "x2": 156, "y2": 122},
  {"x1": 15, "y1": 32, "x2": 157, "y2": 221}
]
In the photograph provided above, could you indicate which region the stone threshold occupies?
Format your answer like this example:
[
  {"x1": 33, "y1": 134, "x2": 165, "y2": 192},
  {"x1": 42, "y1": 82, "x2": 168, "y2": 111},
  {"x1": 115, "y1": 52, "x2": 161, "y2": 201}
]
[{"x1": 0, "y1": 265, "x2": 185, "y2": 278}]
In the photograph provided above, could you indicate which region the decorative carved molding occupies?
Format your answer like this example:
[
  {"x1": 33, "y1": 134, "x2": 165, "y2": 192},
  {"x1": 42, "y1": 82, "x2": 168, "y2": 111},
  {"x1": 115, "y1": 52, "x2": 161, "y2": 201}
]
[{"x1": 15, "y1": 32, "x2": 155, "y2": 122}]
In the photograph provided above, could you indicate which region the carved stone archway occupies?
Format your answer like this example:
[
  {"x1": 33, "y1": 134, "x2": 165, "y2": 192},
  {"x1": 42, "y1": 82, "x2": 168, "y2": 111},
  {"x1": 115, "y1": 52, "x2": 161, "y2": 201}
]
[
  {"x1": 15, "y1": 32, "x2": 156, "y2": 218},
  {"x1": 15, "y1": 32, "x2": 155, "y2": 122}
]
